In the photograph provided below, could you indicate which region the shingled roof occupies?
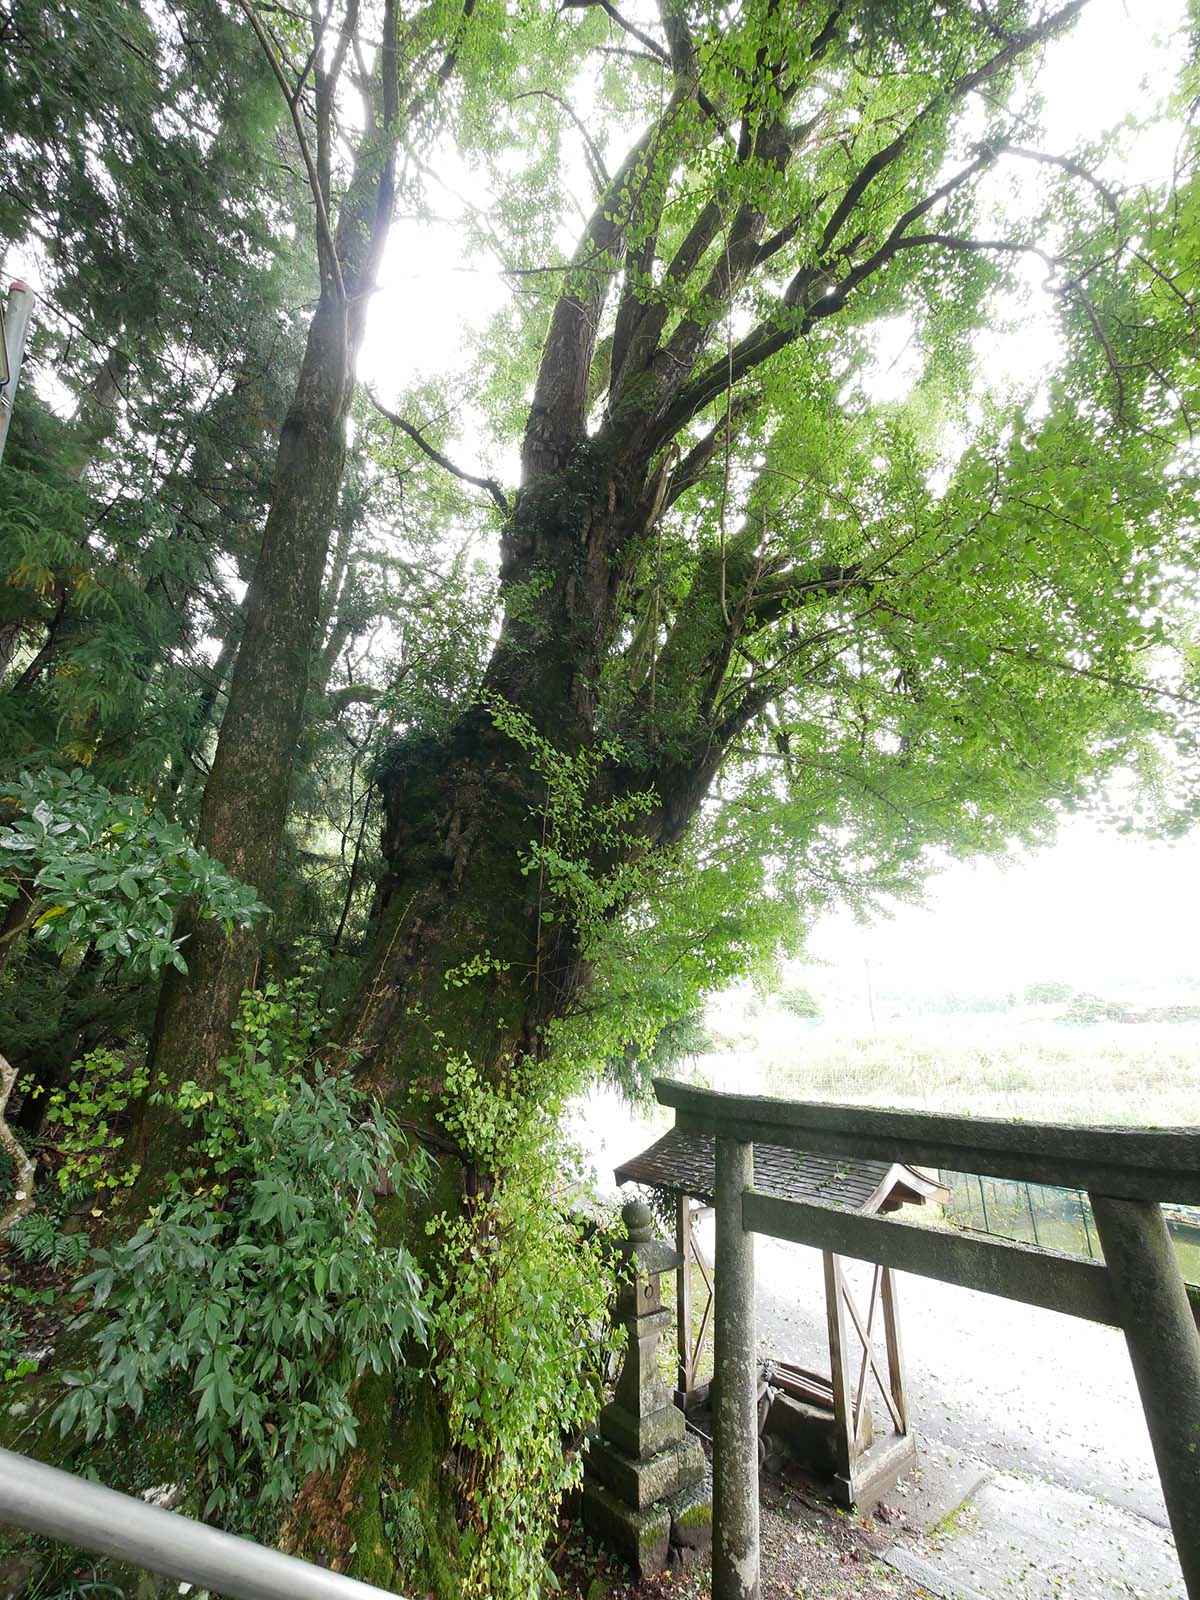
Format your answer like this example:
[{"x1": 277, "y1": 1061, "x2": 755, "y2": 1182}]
[{"x1": 614, "y1": 1127, "x2": 947, "y2": 1214}]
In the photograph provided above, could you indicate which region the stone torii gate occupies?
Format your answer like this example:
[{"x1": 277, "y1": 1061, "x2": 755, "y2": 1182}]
[
  {"x1": 649, "y1": 1078, "x2": 1200, "y2": 1600},
  {"x1": 614, "y1": 1126, "x2": 948, "y2": 1507}
]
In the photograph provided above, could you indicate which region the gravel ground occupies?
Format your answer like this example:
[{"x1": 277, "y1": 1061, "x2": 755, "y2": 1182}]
[{"x1": 554, "y1": 1469, "x2": 927, "y2": 1600}]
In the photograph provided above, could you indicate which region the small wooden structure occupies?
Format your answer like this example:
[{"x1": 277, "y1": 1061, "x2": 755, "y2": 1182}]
[{"x1": 615, "y1": 1127, "x2": 947, "y2": 1508}]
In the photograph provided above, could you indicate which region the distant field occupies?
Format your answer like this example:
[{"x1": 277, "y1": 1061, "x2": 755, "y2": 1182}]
[
  {"x1": 701, "y1": 1022, "x2": 1200, "y2": 1127},
  {"x1": 694, "y1": 1023, "x2": 1200, "y2": 1278}
]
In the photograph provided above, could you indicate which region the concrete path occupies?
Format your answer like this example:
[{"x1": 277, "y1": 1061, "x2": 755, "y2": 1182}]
[{"x1": 886, "y1": 1470, "x2": 1182, "y2": 1599}]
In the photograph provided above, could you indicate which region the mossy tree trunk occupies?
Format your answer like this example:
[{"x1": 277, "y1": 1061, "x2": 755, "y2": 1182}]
[{"x1": 141, "y1": 281, "x2": 360, "y2": 1126}]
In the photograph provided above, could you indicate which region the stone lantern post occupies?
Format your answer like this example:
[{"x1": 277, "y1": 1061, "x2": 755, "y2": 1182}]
[{"x1": 582, "y1": 1199, "x2": 712, "y2": 1574}]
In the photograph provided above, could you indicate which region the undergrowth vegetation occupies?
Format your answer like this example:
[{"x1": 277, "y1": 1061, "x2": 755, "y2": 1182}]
[
  {"x1": 428, "y1": 1053, "x2": 621, "y2": 1600},
  {"x1": 3, "y1": 962, "x2": 625, "y2": 1594},
  {"x1": 54, "y1": 979, "x2": 432, "y2": 1523}
]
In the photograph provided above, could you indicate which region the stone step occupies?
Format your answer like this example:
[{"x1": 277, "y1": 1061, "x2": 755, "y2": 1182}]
[
  {"x1": 585, "y1": 1434, "x2": 705, "y2": 1510},
  {"x1": 666, "y1": 1478, "x2": 713, "y2": 1554},
  {"x1": 581, "y1": 1481, "x2": 671, "y2": 1578}
]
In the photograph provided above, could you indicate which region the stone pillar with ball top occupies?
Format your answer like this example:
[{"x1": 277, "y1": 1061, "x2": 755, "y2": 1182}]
[{"x1": 583, "y1": 1198, "x2": 712, "y2": 1574}]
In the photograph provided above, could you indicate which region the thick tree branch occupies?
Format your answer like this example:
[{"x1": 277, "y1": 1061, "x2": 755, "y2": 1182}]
[
  {"x1": 741, "y1": 562, "x2": 872, "y2": 630},
  {"x1": 656, "y1": 0, "x2": 696, "y2": 77},
  {"x1": 325, "y1": 0, "x2": 361, "y2": 96},
  {"x1": 609, "y1": 194, "x2": 724, "y2": 397},
  {"x1": 610, "y1": 14, "x2": 831, "y2": 407},
  {"x1": 651, "y1": 145, "x2": 1000, "y2": 445},
  {"x1": 819, "y1": 1, "x2": 1086, "y2": 256},
  {"x1": 522, "y1": 86, "x2": 691, "y2": 477},
  {"x1": 612, "y1": 6, "x2": 1081, "y2": 445},
  {"x1": 235, "y1": 0, "x2": 345, "y2": 297},
  {"x1": 369, "y1": 392, "x2": 511, "y2": 514},
  {"x1": 809, "y1": 3, "x2": 845, "y2": 61},
  {"x1": 815, "y1": 146, "x2": 1000, "y2": 302}
]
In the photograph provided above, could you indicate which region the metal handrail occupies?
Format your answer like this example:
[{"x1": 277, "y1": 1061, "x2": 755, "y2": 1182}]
[{"x1": 0, "y1": 1447, "x2": 405, "y2": 1600}]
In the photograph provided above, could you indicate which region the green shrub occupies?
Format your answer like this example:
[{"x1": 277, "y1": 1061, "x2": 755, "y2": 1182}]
[
  {"x1": 6, "y1": 1211, "x2": 90, "y2": 1271},
  {"x1": 0, "y1": 767, "x2": 266, "y2": 975},
  {"x1": 38, "y1": 1048, "x2": 149, "y2": 1199},
  {"x1": 55, "y1": 981, "x2": 431, "y2": 1520}
]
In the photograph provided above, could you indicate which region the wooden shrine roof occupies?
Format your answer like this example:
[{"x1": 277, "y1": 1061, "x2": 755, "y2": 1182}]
[{"x1": 614, "y1": 1127, "x2": 948, "y2": 1215}]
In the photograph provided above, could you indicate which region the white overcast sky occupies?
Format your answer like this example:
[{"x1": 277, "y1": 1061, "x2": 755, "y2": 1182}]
[{"x1": 809, "y1": 821, "x2": 1200, "y2": 995}]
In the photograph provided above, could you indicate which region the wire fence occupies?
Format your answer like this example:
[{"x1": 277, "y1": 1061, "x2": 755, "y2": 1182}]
[
  {"x1": 943, "y1": 1170, "x2": 1099, "y2": 1255},
  {"x1": 942, "y1": 1171, "x2": 1200, "y2": 1282}
]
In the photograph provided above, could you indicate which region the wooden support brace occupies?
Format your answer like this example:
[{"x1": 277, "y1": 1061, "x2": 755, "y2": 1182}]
[
  {"x1": 843, "y1": 1266, "x2": 904, "y2": 1436},
  {"x1": 823, "y1": 1252, "x2": 854, "y2": 1478},
  {"x1": 881, "y1": 1268, "x2": 909, "y2": 1434},
  {"x1": 692, "y1": 1225, "x2": 715, "y2": 1373},
  {"x1": 676, "y1": 1193, "x2": 693, "y2": 1396}
]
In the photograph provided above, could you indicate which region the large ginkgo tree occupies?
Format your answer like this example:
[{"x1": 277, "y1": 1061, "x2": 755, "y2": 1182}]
[
  {"x1": 292, "y1": 1, "x2": 1197, "y2": 1585},
  {"x1": 4, "y1": 2, "x2": 1199, "y2": 1595}
]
